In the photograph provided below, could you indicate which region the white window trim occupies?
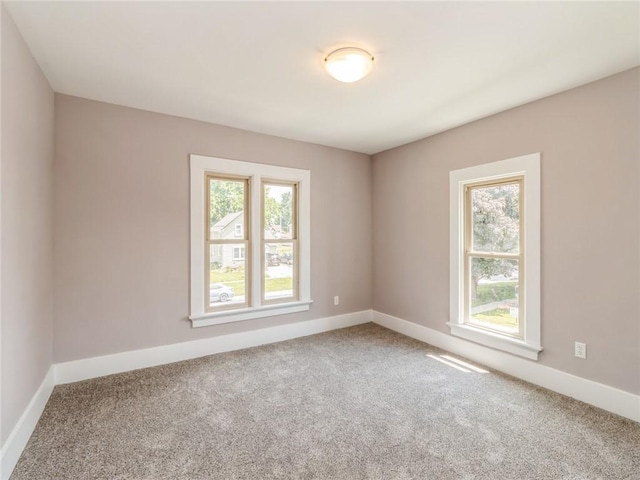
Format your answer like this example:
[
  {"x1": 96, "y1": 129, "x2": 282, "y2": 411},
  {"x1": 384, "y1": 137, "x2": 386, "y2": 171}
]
[
  {"x1": 448, "y1": 153, "x2": 541, "y2": 360},
  {"x1": 190, "y1": 154, "x2": 312, "y2": 327}
]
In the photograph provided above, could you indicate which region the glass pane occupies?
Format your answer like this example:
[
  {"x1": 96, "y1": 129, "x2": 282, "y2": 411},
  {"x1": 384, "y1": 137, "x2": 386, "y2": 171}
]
[
  {"x1": 471, "y1": 182, "x2": 519, "y2": 253},
  {"x1": 264, "y1": 243, "x2": 295, "y2": 301},
  {"x1": 264, "y1": 183, "x2": 295, "y2": 240},
  {"x1": 209, "y1": 178, "x2": 245, "y2": 240},
  {"x1": 209, "y1": 243, "x2": 246, "y2": 309},
  {"x1": 469, "y1": 257, "x2": 519, "y2": 335}
]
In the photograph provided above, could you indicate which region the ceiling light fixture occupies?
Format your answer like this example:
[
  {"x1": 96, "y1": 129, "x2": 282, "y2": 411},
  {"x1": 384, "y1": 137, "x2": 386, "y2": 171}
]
[{"x1": 324, "y1": 47, "x2": 374, "y2": 83}]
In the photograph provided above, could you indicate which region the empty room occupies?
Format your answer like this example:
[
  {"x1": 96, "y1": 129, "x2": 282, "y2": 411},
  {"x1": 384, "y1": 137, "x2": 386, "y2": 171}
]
[{"x1": 1, "y1": 1, "x2": 639, "y2": 479}]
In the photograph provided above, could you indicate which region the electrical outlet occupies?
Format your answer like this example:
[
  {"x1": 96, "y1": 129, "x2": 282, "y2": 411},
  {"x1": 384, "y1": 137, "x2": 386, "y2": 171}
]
[
  {"x1": 575, "y1": 342, "x2": 586, "y2": 359},
  {"x1": 334, "y1": 296, "x2": 339, "y2": 306}
]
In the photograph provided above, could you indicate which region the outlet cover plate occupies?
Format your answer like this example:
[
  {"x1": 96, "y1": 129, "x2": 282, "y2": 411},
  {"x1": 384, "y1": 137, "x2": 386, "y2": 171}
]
[{"x1": 575, "y1": 342, "x2": 586, "y2": 359}]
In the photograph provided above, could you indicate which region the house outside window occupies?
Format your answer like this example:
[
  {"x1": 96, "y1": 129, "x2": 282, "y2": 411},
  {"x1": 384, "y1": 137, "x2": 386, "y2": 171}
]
[
  {"x1": 449, "y1": 153, "x2": 541, "y2": 360},
  {"x1": 210, "y1": 210, "x2": 246, "y2": 270},
  {"x1": 190, "y1": 154, "x2": 311, "y2": 327}
]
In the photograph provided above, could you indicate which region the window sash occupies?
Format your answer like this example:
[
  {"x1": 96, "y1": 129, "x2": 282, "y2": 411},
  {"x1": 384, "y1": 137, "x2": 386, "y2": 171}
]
[
  {"x1": 261, "y1": 181, "x2": 299, "y2": 305},
  {"x1": 205, "y1": 174, "x2": 250, "y2": 313}
]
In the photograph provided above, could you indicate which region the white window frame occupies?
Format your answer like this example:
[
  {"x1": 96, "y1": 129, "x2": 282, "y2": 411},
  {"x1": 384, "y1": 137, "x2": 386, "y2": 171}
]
[
  {"x1": 448, "y1": 153, "x2": 541, "y2": 360},
  {"x1": 190, "y1": 154, "x2": 312, "y2": 327},
  {"x1": 234, "y1": 224, "x2": 243, "y2": 237}
]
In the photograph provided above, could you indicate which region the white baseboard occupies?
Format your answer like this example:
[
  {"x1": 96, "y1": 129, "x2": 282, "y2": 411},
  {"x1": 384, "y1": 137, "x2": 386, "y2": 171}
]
[
  {"x1": 373, "y1": 311, "x2": 640, "y2": 423},
  {"x1": 55, "y1": 310, "x2": 373, "y2": 385},
  {"x1": 1, "y1": 366, "x2": 55, "y2": 480}
]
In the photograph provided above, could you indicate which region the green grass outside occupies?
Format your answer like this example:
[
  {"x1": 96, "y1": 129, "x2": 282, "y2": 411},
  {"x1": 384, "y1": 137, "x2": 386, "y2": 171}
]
[
  {"x1": 472, "y1": 308, "x2": 518, "y2": 329},
  {"x1": 265, "y1": 277, "x2": 293, "y2": 292},
  {"x1": 210, "y1": 268, "x2": 292, "y2": 296}
]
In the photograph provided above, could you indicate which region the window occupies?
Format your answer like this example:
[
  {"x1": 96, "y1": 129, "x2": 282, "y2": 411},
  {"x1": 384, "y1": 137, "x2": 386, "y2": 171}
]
[
  {"x1": 233, "y1": 246, "x2": 245, "y2": 261},
  {"x1": 190, "y1": 155, "x2": 311, "y2": 327},
  {"x1": 449, "y1": 153, "x2": 541, "y2": 360}
]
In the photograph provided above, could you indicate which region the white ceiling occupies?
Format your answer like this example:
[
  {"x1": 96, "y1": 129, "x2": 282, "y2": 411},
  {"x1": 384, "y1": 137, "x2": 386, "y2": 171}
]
[{"x1": 5, "y1": 1, "x2": 639, "y2": 155}]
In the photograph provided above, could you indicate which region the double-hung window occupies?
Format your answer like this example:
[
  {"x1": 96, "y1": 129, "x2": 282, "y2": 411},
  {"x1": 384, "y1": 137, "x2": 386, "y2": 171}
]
[
  {"x1": 449, "y1": 153, "x2": 541, "y2": 360},
  {"x1": 190, "y1": 155, "x2": 311, "y2": 327}
]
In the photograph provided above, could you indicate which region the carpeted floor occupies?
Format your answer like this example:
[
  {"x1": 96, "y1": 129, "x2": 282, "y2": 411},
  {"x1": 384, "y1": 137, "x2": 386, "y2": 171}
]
[{"x1": 11, "y1": 323, "x2": 640, "y2": 479}]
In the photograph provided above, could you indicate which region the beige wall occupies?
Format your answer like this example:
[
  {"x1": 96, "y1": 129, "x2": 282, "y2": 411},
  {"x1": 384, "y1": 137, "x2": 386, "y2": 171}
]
[
  {"x1": 1, "y1": 8, "x2": 55, "y2": 445},
  {"x1": 53, "y1": 95, "x2": 372, "y2": 362},
  {"x1": 373, "y1": 68, "x2": 640, "y2": 395}
]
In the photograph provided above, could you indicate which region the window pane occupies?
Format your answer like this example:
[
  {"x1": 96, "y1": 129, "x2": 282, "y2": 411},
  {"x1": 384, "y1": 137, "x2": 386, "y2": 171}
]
[
  {"x1": 471, "y1": 183, "x2": 519, "y2": 253},
  {"x1": 209, "y1": 178, "x2": 245, "y2": 240},
  {"x1": 469, "y1": 257, "x2": 519, "y2": 335},
  {"x1": 264, "y1": 184, "x2": 295, "y2": 240},
  {"x1": 264, "y1": 243, "x2": 295, "y2": 301},
  {"x1": 209, "y1": 243, "x2": 246, "y2": 309}
]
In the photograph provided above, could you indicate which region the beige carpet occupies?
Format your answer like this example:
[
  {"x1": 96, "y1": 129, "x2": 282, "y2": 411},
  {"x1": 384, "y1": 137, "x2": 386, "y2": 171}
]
[{"x1": 11, "y1": 323, "x2": 640, "y2": 479}]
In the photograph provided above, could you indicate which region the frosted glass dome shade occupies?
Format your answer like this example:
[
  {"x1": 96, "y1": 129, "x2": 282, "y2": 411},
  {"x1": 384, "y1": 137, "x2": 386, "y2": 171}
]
[{"x1": 324, "y1": 47, "x2": 374, "y2": 83}]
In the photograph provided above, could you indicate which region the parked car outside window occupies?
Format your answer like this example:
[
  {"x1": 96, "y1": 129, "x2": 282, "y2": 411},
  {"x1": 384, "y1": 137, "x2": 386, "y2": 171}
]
[
  {"x1": 210, "y1": 283, "x2": 234, "y2": 303},
  {"x1": 266, "y1": 253, "x2": 281, "y2": 266}
]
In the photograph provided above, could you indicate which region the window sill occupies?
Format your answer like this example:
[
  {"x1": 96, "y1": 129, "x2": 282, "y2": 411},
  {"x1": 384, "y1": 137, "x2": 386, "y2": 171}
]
[
  {"x1": 190, "y1": 300, "x2": 313, "y2": 328},
  {"x1": 447, "y1": 322, "x2": 542, "y2": 360}
]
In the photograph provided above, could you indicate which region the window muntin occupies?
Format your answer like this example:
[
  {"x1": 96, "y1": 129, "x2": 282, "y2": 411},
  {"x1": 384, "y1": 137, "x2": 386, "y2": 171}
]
[
  {"x1": 464, "y1": 178, "x2": 523, "y2": 338},
  {"x1": 206, "y1": 175, "x2": 249, "y2": 312},
  {"x1": 262, "y1": 182, "x2": 298, "y2": 304}
]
